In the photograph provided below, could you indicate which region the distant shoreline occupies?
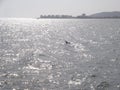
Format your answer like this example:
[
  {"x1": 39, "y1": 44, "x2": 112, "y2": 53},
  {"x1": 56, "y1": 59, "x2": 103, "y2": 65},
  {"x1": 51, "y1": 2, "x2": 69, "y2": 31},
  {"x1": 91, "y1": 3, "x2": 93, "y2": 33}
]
[
  {"x1": 37, "y1": 17, "x2": 120, "y2": 19},
  {"x1": 37, "y1": 11, "x2": 120, "y2": 19}
]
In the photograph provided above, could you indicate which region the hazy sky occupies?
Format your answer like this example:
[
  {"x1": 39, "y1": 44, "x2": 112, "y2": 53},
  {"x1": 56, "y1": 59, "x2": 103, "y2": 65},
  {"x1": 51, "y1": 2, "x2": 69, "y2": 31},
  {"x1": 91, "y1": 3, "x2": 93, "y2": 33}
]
[{"x1": 0, "y1": 0, "x2": 120, "y2": 18}]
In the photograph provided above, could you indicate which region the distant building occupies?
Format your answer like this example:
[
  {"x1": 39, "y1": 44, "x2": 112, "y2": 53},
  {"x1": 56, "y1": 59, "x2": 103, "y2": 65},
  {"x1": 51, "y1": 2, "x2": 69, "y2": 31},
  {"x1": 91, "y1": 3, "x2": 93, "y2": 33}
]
[
  {"x1": 76, "y1": 13, "x2": 88, "y2": 18},
  {"x1": 40, "y1": 15, "x2": 73, "y2": 19}
]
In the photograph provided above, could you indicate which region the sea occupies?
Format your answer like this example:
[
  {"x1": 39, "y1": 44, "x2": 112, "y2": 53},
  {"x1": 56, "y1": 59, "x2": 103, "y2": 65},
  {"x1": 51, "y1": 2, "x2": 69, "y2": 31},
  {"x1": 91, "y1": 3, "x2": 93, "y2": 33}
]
[{"x1": 0, "y1": 18, "x2": 120, "y2": 90}]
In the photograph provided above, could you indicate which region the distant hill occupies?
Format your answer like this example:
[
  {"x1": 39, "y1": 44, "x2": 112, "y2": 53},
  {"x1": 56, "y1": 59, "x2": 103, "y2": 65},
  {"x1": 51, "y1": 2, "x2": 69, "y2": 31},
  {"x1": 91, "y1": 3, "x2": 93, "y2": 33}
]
[{"x1": 90, "y1": 11, "x2": 120, "y2": 18}]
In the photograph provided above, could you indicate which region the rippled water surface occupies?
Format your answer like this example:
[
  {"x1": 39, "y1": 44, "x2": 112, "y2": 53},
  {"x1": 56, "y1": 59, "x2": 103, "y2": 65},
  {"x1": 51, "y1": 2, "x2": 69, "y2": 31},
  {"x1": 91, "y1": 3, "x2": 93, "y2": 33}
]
[{"x1": 0, "y1": 18, "x2": 120, "y2": 90}]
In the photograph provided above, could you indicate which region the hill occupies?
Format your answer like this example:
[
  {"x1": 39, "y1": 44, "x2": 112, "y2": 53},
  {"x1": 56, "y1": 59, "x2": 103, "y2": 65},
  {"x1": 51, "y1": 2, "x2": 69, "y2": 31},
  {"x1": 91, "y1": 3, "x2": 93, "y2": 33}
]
[{"x1": 90, "y1": 11, "x2": 120, "y2": 18}]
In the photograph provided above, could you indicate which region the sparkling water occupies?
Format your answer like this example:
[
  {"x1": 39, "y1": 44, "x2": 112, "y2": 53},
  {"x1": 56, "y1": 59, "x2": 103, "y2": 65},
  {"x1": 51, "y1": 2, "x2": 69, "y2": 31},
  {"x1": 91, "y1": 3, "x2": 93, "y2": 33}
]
[{"x1": 0, "y1": 18, "x2": 120, "y2": 90}]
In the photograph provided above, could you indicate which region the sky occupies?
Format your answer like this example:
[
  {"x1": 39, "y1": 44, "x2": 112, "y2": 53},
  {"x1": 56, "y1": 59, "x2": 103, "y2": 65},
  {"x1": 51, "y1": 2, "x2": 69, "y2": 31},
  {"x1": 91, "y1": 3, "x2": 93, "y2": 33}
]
[{"x1": 0, "y1": 0, "x2": 120, "y2": 18}]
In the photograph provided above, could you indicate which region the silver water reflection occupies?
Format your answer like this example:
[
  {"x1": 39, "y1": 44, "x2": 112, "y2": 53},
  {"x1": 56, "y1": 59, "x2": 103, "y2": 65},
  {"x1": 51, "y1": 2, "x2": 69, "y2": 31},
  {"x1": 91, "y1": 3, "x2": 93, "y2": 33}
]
[{"x1": 0, "y1": 18, "x2": 120, "y2": 90}]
